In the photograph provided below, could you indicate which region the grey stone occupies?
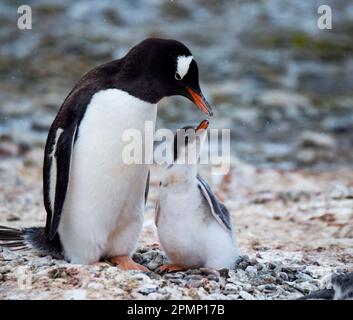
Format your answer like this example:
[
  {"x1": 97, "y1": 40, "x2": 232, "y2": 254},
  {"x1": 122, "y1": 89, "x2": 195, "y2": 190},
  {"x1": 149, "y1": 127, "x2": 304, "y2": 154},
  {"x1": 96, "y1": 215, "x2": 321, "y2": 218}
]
[
  {"x1": 187, "y1": 280, "x2": 203, "y2": 288},
  {"x1": 207, "y1": 274, "x2": 220, "y2": 282},
  {"x1": 164, "y1": 273, "x2": 184, "y2": 280},
  {"x1": 245, "y1": 266, "x2": 258, "y2": 276},
  {"x1": 218, "y1": 268, "x2": 230, "y2": 278},
  {"x1": 185, "y1": 275, "x2": 203, "y2": 281},
  {"x1": 137, "y1": 284, "x2": 158, "y2": 295},
  {"x1": 224, "y1": 283, "x2": 239, "y2": 294},
  {"x1": 199, "y1": 268, "x2": 220, "y2": 277},
  {"x1": 239, "y1": 290, "x2": 255, "y2": 300},
  {"x1": 298, "y1": 131, "x2": 336, "y2": 150}
]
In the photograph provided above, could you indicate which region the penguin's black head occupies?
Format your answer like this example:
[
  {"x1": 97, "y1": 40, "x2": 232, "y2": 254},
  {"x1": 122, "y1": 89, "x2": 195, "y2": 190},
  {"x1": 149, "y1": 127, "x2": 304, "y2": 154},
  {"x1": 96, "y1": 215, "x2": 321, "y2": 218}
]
[
  {"x1": 173, "y1": 119, "x2": 209, "y2": 161},
  {"x1": 122, "y1": 38, "x2": 213, "y2": 117}
]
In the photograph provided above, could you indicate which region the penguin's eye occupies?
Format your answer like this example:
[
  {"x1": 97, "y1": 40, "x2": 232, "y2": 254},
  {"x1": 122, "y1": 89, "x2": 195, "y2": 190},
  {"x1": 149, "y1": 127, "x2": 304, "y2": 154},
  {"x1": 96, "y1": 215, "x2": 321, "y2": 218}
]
[{"x1": 175, "y1": 72, "x2": 182, "y2": 80}]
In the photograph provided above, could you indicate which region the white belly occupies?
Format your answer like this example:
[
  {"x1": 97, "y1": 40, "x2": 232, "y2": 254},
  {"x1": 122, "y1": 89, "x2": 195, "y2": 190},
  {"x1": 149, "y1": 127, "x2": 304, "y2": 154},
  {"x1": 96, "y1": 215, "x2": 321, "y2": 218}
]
[
  {"x1": 157, "y1": 185, "x2": 238, "y2": 269},
  {"x1": 158, "y1": 187, "x2": 206, "y2": 268},
  {"x1": 58, "y1": 89, "x2": 157, "y2": 264}
]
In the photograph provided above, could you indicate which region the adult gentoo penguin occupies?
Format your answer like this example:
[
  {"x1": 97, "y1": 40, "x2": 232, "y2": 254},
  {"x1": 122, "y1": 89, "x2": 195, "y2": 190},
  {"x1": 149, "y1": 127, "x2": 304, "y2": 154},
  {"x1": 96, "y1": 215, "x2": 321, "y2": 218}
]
[
  {"x1": 0, "y1": 38, "x2": 213, "y2": 270},
  {"x1": 156, "y1": 120, "x2": 238, "y2": 272}
]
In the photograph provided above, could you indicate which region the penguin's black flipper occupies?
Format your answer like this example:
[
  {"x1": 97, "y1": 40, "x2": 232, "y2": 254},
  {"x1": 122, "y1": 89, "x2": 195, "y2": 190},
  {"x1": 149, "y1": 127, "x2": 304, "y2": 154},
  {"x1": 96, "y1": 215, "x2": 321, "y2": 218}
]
[
  {"x1": 196, "y1": 174, "x2": 232, "y2": 232},
  {"x1": 47, "y1": 121, "x2": 78, "y2": 241},
  {"x1": 43, "y1": 87, "x2": 93, "y2": 241}
]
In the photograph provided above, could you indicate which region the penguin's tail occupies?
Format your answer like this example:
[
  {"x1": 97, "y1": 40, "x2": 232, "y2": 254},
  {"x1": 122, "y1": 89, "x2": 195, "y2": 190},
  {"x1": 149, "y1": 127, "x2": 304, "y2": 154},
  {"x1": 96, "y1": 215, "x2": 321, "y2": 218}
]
[
  {"x1": 0, "y1": 225, "x2": 27, "y2": 250},
  {"x1": 0, "y1": 225, "x2": 64, "y2": 259}
]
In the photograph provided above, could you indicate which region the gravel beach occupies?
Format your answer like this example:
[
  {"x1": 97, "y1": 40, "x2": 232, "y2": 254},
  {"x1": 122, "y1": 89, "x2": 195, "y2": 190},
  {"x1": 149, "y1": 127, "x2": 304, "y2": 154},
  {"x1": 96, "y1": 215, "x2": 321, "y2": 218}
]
[{"x1": 1, "y1": 154, "x2": 352, "y2": 299}]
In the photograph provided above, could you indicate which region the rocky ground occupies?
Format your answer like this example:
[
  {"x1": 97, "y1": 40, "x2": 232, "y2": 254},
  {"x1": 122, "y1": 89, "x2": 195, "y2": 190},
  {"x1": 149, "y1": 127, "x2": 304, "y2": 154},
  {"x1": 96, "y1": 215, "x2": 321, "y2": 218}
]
[{"x1": 0, "y1": 149, "x2": 352, "y2": 300}]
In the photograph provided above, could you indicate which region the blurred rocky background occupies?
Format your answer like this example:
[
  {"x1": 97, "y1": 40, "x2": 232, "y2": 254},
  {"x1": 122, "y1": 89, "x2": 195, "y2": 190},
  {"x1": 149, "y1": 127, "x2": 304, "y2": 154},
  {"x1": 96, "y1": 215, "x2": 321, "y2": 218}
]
[{"x1": 0, "y1": 0, "x2": 352, "y2": 169}]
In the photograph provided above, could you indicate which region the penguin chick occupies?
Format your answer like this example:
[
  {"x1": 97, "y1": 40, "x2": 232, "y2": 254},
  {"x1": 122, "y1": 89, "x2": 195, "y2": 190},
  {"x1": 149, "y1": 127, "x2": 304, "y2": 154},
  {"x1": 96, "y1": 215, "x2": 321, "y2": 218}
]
[{"x1": 155, "y1": 120, "x2": 238, "y2": 272}]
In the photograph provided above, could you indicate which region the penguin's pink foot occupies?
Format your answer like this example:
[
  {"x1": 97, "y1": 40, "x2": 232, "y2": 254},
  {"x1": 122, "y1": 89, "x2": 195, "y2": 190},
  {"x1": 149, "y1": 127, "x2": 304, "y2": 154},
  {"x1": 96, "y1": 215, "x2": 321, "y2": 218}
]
[
  {"x1": 159, "y1": 264, "x2": 185, "y2": 273},
  {"x1": 110, "y1": 255, "x2": 148, "y2": 271},
  {"x1": 146, "y1": 242, "x2": 160, "y2": 249}
]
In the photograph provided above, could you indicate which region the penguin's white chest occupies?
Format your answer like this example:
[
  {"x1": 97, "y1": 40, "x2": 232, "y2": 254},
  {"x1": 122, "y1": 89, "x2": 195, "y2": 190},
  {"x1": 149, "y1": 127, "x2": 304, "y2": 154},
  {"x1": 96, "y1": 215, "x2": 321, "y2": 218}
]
[
  {"x1": 58, "y1": 89, "x2": 157, "y2": 264},
  {"x1": 157, "y1": 183, "x2": 238, "y2": 269},
  {"x1": 158, "y1": 185, "x2": 207, "y2": 267}
]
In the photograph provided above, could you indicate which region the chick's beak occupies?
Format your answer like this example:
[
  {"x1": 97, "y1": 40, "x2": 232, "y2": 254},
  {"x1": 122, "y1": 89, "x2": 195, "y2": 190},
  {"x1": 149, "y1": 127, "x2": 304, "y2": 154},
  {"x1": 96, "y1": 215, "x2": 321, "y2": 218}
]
[
  {"x1": 196, "y1": 119, "x2": 209, "y2": 133},
  {"x1": 187, "y1": 87, "x2": 213, "y2": 117}
]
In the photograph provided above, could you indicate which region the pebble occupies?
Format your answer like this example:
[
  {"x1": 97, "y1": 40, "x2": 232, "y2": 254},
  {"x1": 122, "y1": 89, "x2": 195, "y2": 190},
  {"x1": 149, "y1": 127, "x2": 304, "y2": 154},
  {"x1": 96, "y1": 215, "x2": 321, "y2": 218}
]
[
  {"x1": 1, "y1": 249, "x2": 22, "y2": 261},
  {"x1": 245, "y1": 266, "x2": 258, "y2": 276},
  {"x1": 207, "y1": 274, "x2": 219, "y2": 282},
  {"x1": 138, "y1": 251, "x2": 166, "y2": 271},
  {"x1": 298, "y1": 131, "x2": 336, "y2": 150},
  {"x1": 296, "y1": 272, "x2": 313, "y2": 282},
  {"x1": 30, "y1": 257, "x2": 53, "y2": 268},
  {"x1": 138, "y1": 284, "x2": 158, "y2": 295},
  {"x1": 267, "y1": 261, "x2": 282, "y2": 272},
  {"x1": 185, "y1": 275, "x2": 203, "y2": 281},
  {"x1": 0, "y1": 266, "x2": 12, "y2": 274},
  {"x1": 199, "y1": 268, "x2": 220, "y2": 277},
  {"x1": 168, "y1": 278, "x2": 184, "y2": 285},
  {"x1": 87, "y1": 282, "x2": 104, "y2": 290},
  {"x1": 224, "y1": 283, "x2": 239, "y2": 294},
  {"x1": 146, "y1": 292, "x2": 165, "y2": 299},
  {"x1": 64, "y1": 289, "x2": 87, "y2": 300},
  {"x1": 187, "y1": 280, "x2": 203, "y2": 288},
  {"x1": 218, "y1": 268, "x2": 230, "y2": 278},
  {"x1": 279, "y1": 272, "x2": 289, "y2": 281},
  {"x1": 235, "y1": 255, "x2": 252, "y2": 270},
  {"x1": 329, "y1": 186, "x2": 353, "y2": 200},
  {"x1": 206, "y1": 293, "x2": 229, "y2": 300},
  {"x1": 185, "y1": 269, "x2": 202, "y2": 275},
  {"x1": 164, "y1": 273, "x2": 184, "y2": 280},
  {"x1": 239, "y1": 290, "x2": 255, "y2": 300}
]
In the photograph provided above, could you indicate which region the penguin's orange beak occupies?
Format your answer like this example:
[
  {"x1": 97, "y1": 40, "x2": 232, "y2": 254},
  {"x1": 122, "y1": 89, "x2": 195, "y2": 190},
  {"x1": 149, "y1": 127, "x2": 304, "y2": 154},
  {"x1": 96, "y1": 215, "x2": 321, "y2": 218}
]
[
  {"x1": 187, "y1": 87, "x2": 213, "y2": 117},
  {"x1": 196, "y1": 119, "x2": 209, "y2": 133}
]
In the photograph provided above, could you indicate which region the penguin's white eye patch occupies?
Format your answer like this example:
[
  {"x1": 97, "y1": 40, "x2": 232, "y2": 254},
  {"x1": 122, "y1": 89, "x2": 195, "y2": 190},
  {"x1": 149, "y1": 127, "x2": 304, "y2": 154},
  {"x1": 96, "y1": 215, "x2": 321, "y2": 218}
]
[{"x1": 175, "y1": 55, "x2": 193, "y2": 80}]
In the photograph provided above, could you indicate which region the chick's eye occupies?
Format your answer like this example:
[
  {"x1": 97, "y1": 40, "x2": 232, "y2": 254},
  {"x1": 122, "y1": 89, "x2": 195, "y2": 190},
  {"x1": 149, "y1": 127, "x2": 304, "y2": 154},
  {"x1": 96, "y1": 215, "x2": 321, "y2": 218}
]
[{"x1": 175, "y1": 72, "x2": 182, "y2": 80}]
